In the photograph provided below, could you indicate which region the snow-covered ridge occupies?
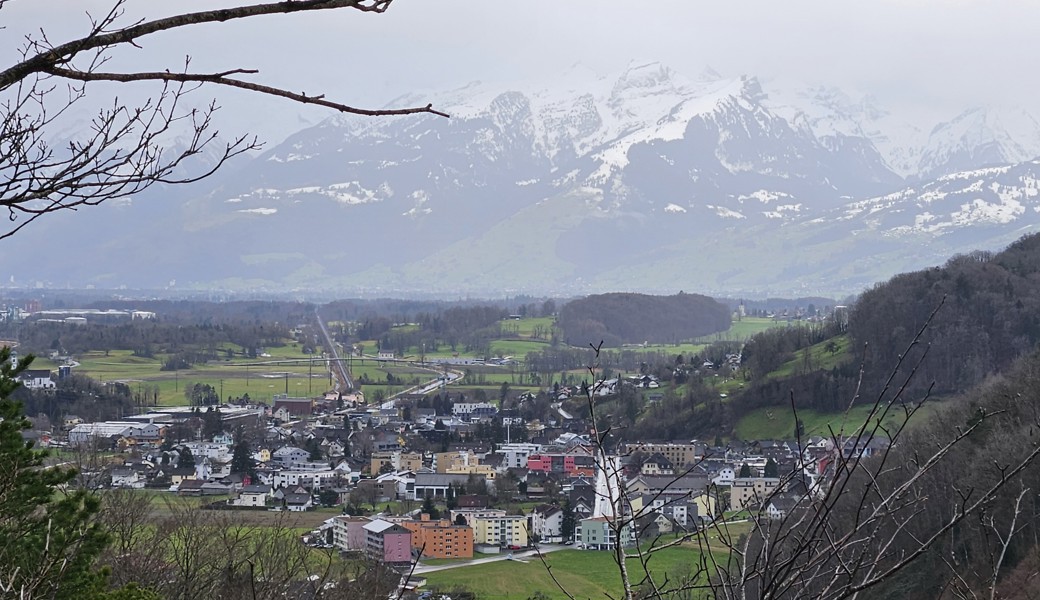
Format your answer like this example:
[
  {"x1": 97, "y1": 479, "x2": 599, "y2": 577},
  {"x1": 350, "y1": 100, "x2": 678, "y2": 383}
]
[
  {"x1": 838, "y1": 160, "x2": 1040, "y2": 236},
  {"x1": 228, "y1": 181, "x2": 393, "y2": 207}
]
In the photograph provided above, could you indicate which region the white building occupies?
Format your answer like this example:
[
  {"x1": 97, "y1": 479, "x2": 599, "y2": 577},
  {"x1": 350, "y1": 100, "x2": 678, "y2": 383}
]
[
  {"x1": 452, "y1": 402, "x2": 497, "y2": 418},
  {"x1": 496, "y1": 443, "x2": 543, "y2": 470},
  {"x1": 231, "y1": 484, "x2": 271, "y2": 507},
  {"x1": 272, "y1": 446, "x2": 310, "y2": 467},
  {"x1": 711, "y1": 467, "x2": 736, "y2": 487},
  {"x1": 530, "y1": 505, "x2": 565, "y2": 543},
  {"x1": 272, "y1": 470, "x2": 339, "y2": 490},
  {"x1": 69, "y1": 421, "x2": 156, "y2": 445},
  {"x1": 16, "y1": 369, "x2": 56, "y2": 390},
  {"x1": 182, "y1": 441, "x2": 232, "y2": 462}
]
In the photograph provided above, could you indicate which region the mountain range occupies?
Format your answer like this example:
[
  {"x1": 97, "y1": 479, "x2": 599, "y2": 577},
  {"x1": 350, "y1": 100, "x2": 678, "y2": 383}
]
[{"x1": 4, "y1": 62, "x2": 1040, "y2": 298}]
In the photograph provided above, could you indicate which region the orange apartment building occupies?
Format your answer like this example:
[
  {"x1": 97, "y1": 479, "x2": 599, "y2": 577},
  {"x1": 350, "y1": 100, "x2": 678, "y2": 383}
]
[{"x1": 398, "y1": 513, "x2": 474, "y2": 559}]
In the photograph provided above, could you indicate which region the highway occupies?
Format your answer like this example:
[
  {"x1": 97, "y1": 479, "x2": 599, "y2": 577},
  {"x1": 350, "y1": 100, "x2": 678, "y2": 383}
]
[{"x1": 314, "y1": 308, "x2": 353, "y2": 392}]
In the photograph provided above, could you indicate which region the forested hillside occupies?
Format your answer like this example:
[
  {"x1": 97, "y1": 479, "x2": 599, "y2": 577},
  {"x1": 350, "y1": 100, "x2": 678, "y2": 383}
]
[
  {"x1": 831, "y1": 347, "x2": 1040, "y2": 598},
  {"x1": 851, "y1": 233, "x2": 1040, "y2": 396},
  {"x1": 558, "y1": 292, "x2": 731, "y2": 347},
  {"x1": 633, "y1": 233, "x2": 1040, "y2": 441}
]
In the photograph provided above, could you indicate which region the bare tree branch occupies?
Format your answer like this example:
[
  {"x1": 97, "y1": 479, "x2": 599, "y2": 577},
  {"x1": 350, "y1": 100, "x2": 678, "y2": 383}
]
[
  {"x1": 42, "y1": 65, "x2": 451, "y2": 118},
  {"x1": 0, "y1": 0, "x2": 448, "y2": 240}
]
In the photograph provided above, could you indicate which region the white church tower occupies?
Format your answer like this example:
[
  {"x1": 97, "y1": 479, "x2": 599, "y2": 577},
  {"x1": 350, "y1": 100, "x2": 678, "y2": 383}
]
[{"x1": 593, "y1": 455, "x2": 624, "y2": 519}]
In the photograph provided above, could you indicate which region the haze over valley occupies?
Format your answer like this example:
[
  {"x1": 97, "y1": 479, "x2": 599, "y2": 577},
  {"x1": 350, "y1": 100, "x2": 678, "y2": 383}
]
[{"x1": 3, "y1": 61, "x2": 1040, "y2": 298}]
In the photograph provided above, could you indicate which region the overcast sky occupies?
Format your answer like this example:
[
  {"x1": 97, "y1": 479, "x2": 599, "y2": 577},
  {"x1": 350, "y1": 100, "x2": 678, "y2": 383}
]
[{"x1": 5, "y1": 1, "x2": 1040, "y2": 139}]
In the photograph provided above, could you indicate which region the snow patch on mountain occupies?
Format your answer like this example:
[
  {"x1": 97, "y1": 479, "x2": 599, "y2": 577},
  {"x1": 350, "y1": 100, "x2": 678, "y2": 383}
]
[
  {"x1": 763, "y1": 204, "x2": 804, "y2": 219},
  {"x1": 951, "y1": 198, "x2": 1025, "y2": 226},
  {"x1": 708, "y1": 205, "x2": 746, "y2": 219},
  {"x1": 738, "y1": 190, "x2": 794, "y2": 204},
  {"x1": 232, "y1": 181, "x2": 391, "y2": 206},
  {"x1": 664, "y1": 203, "x2": 687, "y2": 213},
  {"x1": 403, "y1": 190, "x2": 432, "y2": 218}
]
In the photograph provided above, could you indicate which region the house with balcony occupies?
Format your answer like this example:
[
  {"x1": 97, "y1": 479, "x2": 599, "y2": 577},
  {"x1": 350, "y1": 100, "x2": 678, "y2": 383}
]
[{"x1": 363, "y1": 519, "x2": 412, "y2": 565}]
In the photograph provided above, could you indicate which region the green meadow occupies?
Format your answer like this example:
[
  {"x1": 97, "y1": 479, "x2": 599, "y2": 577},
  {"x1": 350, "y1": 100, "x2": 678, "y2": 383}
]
[
  {"x1": 64, "y1": 347, "x2": 444, "y2": 407},
  {"x1": 732, "y1": 401, "x2": 937, "y2": 441},
  {"x1": 424, "y1": 547, "x2": 714, "y2": 600}
]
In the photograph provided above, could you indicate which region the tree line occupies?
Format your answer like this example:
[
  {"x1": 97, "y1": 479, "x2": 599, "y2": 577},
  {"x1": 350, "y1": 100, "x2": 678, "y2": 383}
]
[
  {"x1": 4, "y1": 320, "x2": 290, "y2": 359},
  {"x1": 558, "y1": 292, "x2": 731, "y2": 347}
]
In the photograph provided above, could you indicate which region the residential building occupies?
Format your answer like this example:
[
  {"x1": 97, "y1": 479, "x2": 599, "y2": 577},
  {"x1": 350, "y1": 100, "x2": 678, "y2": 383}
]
[
  {"x1": 451, "y1": 402, "x2": 497, "y2": 420},
  {"x1": 271, "y1": 470, "x2": 339, "y2": 490},
  {"x1": 765, "y1": 493, "x2": 804, "y2": 520},
  {"x1": 332, "y1": 516, "x2": 370, "y2": 552},
  {"x1": 15, "y1": 369, "x2": 56, "y2": 390},
  {"x1": 627, "y1": 441, "x2": 704, "y2": 469},
  {"x1": 363, "y1": 519, "x2": 412, "y2": 565},
  {"x1": 445, "y1": 463, "x2": 497, "y2": 481},
  {"x1": 399, "y1": 514, "x2": 474, "y2": 559},
  {"x1": 640, "y1": 453, "x2": 674, "y2": 476},
  {"x1": 471, "y1": 514, "x2": 528, "y2": 548},
  {"x1": 433, "y1": 450, "x2": 479, "y2": 473},
  {"x1": 283, "y1": 492, "x2": 313, "y2": 512},
  {"x1": 375, "y1": 470, "x2": 416, "y2": 500},
  {"x1": 370, "y1": 451, "x2": 423, "y2": 474},
  {"x1": 627, "y1": 475, "x2": 710, "y2": 498},
  {"x1": 530, "y1": 504, "x2": 565, "y2": 543},
  {"x1": 109, "y1": 467, "x2": 146, "y2": 489},
  {"x1": 527, "y1": 453, "x2": 595, "y2": 477},
  {"x1": 730, "y1": 477, "x2": 781, "y2": 511},
  {"x1": 577, "y1": 516, "x2": 635, "y2": 551},
  {"x1": 231, "y1": 484, "x2": 271, "y2": 508},
  {"x1": 271, "y1": 446, "x2": 310, "y2": 467},
  {"x1": 496, "y1": 443, "x2": 543, "y2": 470},
  {"x1": 449, "y1": 508, "x2": 505, "y2": 526}
]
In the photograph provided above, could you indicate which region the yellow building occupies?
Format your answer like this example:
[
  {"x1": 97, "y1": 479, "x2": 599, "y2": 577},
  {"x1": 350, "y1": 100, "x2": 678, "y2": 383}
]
[
  {"x1": 730, "y1": 477, "x2": 780, "y2": 510},
  {"x1": 630, "y1": 442, "x2": 702, "y2": 468},
  {"x1": 370, "y1": 451, "x2": 423, "y2": 474},
  {"x1": 471, "y1": 514, "x2": 528, "y2": 548},
  {"x1": 692, "y1": 491, "x2": 720, "y2": 520},
  {"x1": 434, "y1": 450, "x2": 478, "y2": 473},
  {"x1": 445, "y1": 464, "x2": 497, "y2": 481}
]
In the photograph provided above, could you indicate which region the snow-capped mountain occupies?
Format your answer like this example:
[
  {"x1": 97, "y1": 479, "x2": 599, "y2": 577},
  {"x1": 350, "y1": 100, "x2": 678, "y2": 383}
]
[
  {"x1": 231, "y1": 62, "x2": 901, "y2": 229},
  {"x1": 3, "y1": 63, "x2": 1040, "y2": 297},
  {"x1": 916, "y1": 106, "x2": 1040, "y2": 180},
  {"x1": 835, "y1": 160, "x2": 1040, "y2": 238}
]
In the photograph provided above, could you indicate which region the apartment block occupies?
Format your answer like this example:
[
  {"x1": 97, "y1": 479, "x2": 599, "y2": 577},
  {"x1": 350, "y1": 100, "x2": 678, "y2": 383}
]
[
  {"x1": 398, "y1": 514, "x2": 473, "y2": 559},
  {"x1": 471, "y1": 514, "x2": 528, "y2": 548}
]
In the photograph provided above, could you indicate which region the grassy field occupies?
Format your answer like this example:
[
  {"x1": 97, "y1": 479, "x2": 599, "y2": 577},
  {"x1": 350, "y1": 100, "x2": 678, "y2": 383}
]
[
  {"x1": 696, "y1": 317, "x2": 785, "y2": 343},
  {"x1": 498, "y1": 316, "x2": 555, "y2": 337},
  {"x1": 732, "y1": 400, "x2": 940, "y2": 441},
  {"x1": 424, "y1": 546, "x2": 712, "y2": 600},
  {"x1": 766, "y1": 335, "x2": 852, "y2": 380},
  {"x1": 605, "y1": 342, "x2": 709, "y2": 357},
  {"x1": 63, "y1": 347, "x2": 445, "y2": 407},
  {"x1": 124, "y1": 489, "x2": 343, "y2": 529},
  {"x1": 489, "y1": 339, "x2": 551, "y2": 357},
  {"x1": 52, "y1": 313, "x2": 790, "y2": 408}
]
